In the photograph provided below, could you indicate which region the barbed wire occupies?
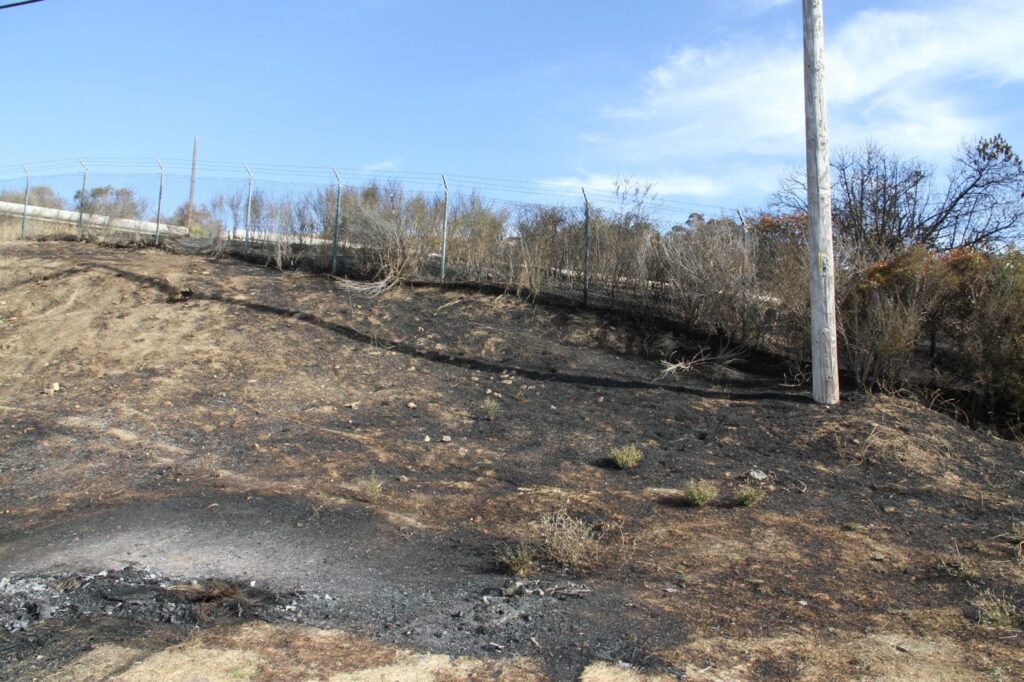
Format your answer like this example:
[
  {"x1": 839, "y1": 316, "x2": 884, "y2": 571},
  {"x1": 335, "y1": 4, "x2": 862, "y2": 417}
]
[{"x1": 0, "y1": 156, "x2": 741, "y2": 224}]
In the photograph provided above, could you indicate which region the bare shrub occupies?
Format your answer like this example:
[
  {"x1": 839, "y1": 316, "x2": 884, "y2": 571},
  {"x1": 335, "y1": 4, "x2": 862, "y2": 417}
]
[
  {"x1": 347, "y1": 184, "x2": 425, "y2": 282},
  {"x1": 839, "y1": 245, "x2": 944, "y2": 389},
  {"x1": 662, "y1": 218, "x2": 755, "y2": 339},
  {"x1": 538, "y1": 510, "x2": 599, "y2": 570}
]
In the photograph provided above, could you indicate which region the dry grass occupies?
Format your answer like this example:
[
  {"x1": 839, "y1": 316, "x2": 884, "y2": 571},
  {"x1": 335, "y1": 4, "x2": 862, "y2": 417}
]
[
  {"x1": 610, "y1": 444, "x2": 643, "y2": 470},
  {"x1": 998, "y1": 520, "x2": 1024, "y2": 564},
  {"x1": 941, "y1": 541, "x2": 978, "y2": 580},
  {"x1": 735, "y1": 484, "x2": 766, "y2": 507},
  {"x1": 682, "y1": 479, "x2": 718, "y2": 508},
  {"x1": 972, "y1": 589, "x2": 1021, "y2": 629},
  {"x1": 495, "y1": 543, "x2": 538, "y2": 577},
  {"x1": 482, "y1": 398, "x2": 500, "y2": 421},
  {"x1": 538, "y1": 510, "x2": 600, "y2": 570}
]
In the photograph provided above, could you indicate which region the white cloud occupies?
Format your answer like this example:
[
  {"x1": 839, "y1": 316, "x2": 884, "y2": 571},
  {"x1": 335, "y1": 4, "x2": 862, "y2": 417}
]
[
  {"x1": 363, "y1": 159, "x2": 399, "y2": 172},
  {"x1": 587, "y1": 0, "x2": 1024, "y2": 203}
]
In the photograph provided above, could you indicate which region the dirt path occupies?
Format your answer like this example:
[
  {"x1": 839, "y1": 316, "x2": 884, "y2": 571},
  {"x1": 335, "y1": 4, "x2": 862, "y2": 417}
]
[{"x1": 1, "y1": 241, "x2": 1023, "y2": 680}]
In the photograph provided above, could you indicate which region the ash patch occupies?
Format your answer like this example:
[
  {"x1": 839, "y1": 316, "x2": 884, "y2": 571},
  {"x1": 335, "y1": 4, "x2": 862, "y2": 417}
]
[
  {"x1": 1, "y1": 568, "x2": 272, "y2": 636},
  {"x1": 1, "y1": 567, "x2": 681, "y2": 680}
]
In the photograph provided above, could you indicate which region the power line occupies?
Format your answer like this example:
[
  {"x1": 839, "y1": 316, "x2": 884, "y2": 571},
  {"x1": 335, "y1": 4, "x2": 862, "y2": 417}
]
[{"x1": 0, "y1": 0, "x2": 45, "y2": 10}]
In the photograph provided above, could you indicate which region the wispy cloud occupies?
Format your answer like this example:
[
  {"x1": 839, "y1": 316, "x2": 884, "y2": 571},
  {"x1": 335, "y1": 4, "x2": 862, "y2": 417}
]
[
  {"x1": 363, "y1": 159, "x2": 400, "y2": 172},
  {"x1": 584, "y1": 0, "x2": 1024, "y2": 204}
]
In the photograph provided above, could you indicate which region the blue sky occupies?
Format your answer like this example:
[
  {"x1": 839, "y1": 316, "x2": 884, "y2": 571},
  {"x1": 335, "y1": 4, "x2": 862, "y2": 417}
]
[{"x1": 2, "y1": 0, "x2": 1023, "y2": 219}]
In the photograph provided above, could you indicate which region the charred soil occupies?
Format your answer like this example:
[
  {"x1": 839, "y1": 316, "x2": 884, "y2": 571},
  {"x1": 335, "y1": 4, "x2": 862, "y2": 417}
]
[{"x1": 1, "y1": 241, "x2": 1023, "y2": 680}]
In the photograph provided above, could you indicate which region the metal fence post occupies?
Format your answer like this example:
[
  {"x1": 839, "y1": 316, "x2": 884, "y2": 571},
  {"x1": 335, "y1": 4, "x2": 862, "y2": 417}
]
[
  {"x1": 581, "y1": 187, "x2": 590, "y2": 306},
  {"x1": 244, "y1": 164, "x2": 253, "y2": 251},
  {"x1": 20, "y1": 165, "x2": 29, "y2": 239},
  {"x1": 330, "y1": 168, "x2": 342, "y2": 275},
  {"x1": 441, "y1": 175, "x2": 449, "y2": 285},
  {"x1": 77, "y1": 159, "x2": 88, "y2": 239},
  {"x1": 155, "y1": 158, "x2": 165, "y2": 246},
  {"x1": 737, "y1": 210, "x2": 750, "y2": 343}
]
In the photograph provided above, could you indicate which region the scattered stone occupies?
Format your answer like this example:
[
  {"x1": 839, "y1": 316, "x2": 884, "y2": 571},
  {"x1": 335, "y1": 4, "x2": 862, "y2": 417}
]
[
  {"x1": 441, "y1": 435, "x2": 452, "y2": 443},
  {"x1": 423, "y1": 435, "x2": 431, "y2": 442},
  {"x1": 407, "y1": 402, "x2": 417, "y2": 409},
  {"x1": 748, "y1": 468, "x2": 769, "y2": 482}
]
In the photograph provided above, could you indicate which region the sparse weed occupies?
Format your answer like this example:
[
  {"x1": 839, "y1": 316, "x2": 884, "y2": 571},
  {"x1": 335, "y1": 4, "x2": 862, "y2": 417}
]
[
  {"x1": 999, "y1": 520, "x2": 1024, "y2": 564},
  {"x1": 482, "y1": 398, "x2": 500, "y2": 421},
  {"x1": 360, "y1": 471, "x2": 384, "y2": 503},
  {"x1": 538, "y1": 510, "x2": 599, "y2": 570},
  {"x1": 843, "y1": 522, "x2": 864, "y2": 532},
  {"x1": 495, "y1": 543, "x2": 538, "y2": 577},
  {"x1": 942, "y1": 541, "x2": 978, "y2": 579},
  {"x1": 610, "y1": 444, "x2": 643, "y2": 470},
  {"x1": 683, "y1": 479, "x2": 718, "y2": 508},
  {"x1": 973, "y1": 589, "x2": 1021, "y2": 629},
  {"x1": 736, "y1": 484, "x2": 766, "y2": 507}
]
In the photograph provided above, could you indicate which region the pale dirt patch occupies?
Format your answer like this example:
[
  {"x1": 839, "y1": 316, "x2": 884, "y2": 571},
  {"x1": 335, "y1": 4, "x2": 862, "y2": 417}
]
[
  {"x1": 50, "y1": 622, "x2": 547, "y2": 682},
  {"x1": 664, "y1": 629, "x2": 991, "y2": 681}
]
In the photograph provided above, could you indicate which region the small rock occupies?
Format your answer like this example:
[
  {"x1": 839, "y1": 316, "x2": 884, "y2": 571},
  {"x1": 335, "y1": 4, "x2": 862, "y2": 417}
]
[
  {"x1": 748, "y1": 468, "x2": 768, "y2": 482},
  {"x1": 870, "y1": 554, "x2": 886, "y2": 562},
  {"x1": 441, "y1": 435, "x2": 452, "y2": 443},
  {"x1": 883, "y1": 506, "x2": 897, "y2": 514},
  {"x1": 423, "y1": 435, "x2": 431, "y2": 442},
  {"x1": 397, "y1": 475, "x2": 409, "y2": 482},
  {"x1": 407, "y1": 402, "x2": 417, "y2": 409},
  {"x1": 797, "y1": 600, "x2": 808, "y2": 606}
]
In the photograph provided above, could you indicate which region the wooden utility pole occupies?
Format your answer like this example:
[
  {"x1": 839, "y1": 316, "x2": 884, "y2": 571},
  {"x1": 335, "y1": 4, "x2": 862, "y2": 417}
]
[
  {"x1": 802, "y1": 0, "x2": 840, "y2": 404},
  {"x1": 186, "y1": 135, "x2": 198, "y2": 232},
  {"x1": 440, "y1": 175, "x2": 449, "y2": 285}
]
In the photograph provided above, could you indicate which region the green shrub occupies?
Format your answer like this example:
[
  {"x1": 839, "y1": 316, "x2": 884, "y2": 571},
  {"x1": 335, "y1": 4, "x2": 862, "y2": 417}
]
[
  {"x1": 683, "y1": 479, "x2": 718, "y2": 508},
  {"x1": 610, "y1": 444, "x2": 643, "y2": 469}
]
